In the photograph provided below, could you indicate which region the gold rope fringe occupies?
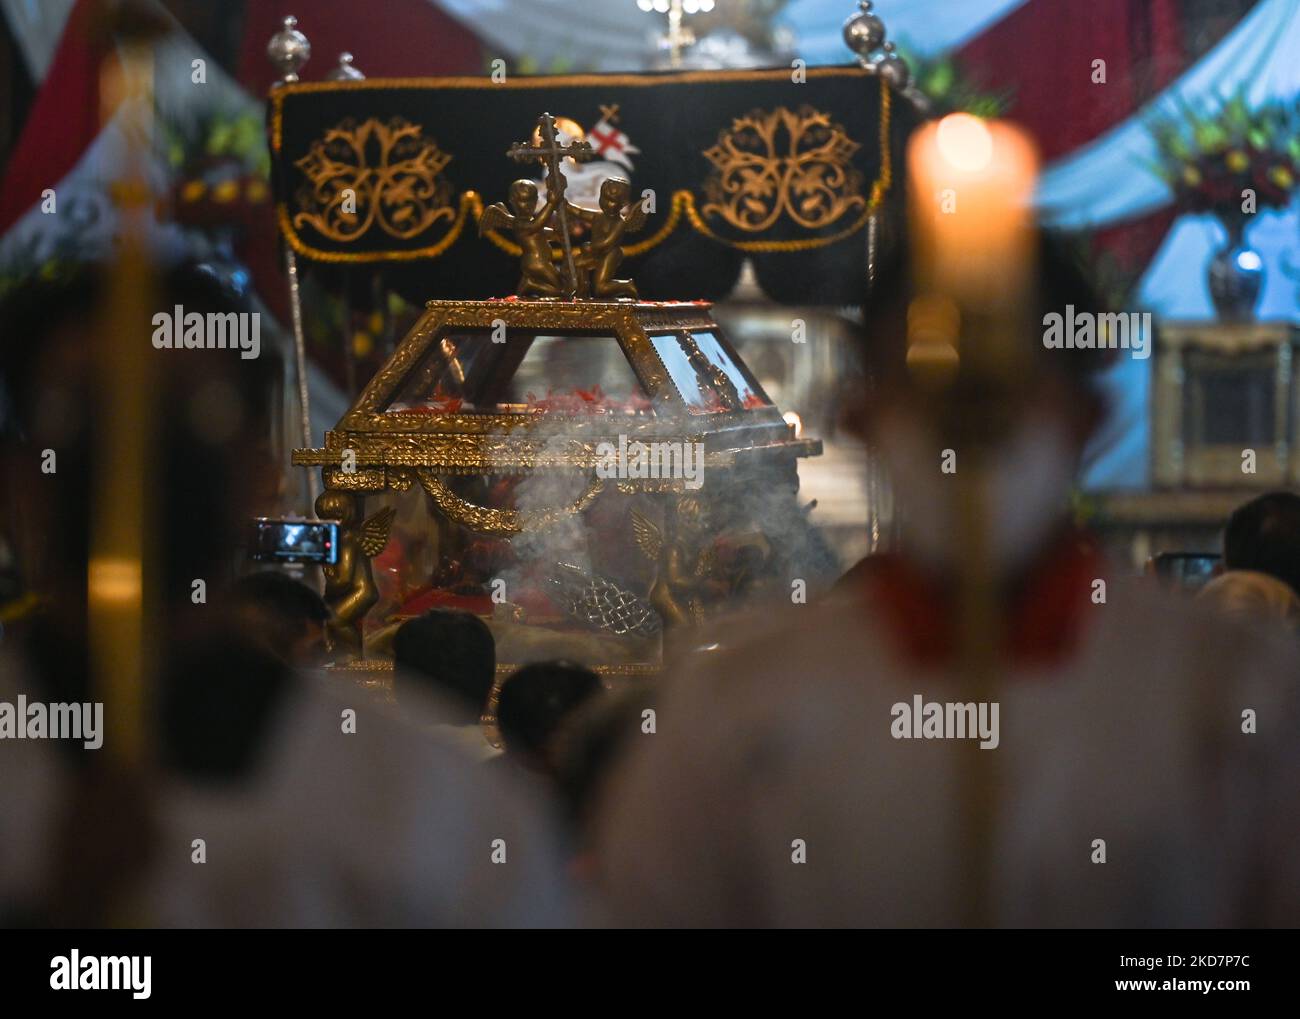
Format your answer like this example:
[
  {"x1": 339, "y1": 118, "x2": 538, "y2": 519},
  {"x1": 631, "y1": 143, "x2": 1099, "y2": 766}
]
[{"x1": 278, "y1": 190, "x2": 484, "y2": 264}]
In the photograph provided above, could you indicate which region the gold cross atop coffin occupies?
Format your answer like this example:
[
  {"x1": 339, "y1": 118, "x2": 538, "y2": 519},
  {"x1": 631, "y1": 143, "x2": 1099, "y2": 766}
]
[{"x1": 507, "y1": 112, "x2": 594, "y2": 298}]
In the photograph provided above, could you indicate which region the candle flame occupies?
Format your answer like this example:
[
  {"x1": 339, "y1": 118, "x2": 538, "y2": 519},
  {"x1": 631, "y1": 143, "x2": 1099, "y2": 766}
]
[{"x1": 935, "y1": 114, "x2": 994, "y2": 174}]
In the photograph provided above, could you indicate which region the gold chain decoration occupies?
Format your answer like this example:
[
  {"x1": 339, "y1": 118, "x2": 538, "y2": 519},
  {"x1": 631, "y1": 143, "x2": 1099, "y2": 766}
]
[{"x1": 416, "y1": 469, "x2": 605, "y2": 535}]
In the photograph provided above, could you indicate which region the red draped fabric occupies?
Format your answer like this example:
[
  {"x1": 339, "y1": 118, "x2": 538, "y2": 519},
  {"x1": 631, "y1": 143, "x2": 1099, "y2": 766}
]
[
  {"x1": 1087, "y1": 207, "x2": 1181, "y2": 300},
  {"x1": 0, "y1": 0, "x2": 112, "y2": 234},
  {"x1": 955, "y1": 0, "x2": 1184, "y2": 164}
]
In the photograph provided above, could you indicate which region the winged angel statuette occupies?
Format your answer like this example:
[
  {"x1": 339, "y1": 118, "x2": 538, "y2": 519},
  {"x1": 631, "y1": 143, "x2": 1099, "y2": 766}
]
[
  {"x1": 314, "y1": 492, "x2": 396, "y2": 658},
  {"x1": 631, "y1": 498, "x2": 716, "y2": 628},
  {"x1": 479, "y1": 162, "x2": 571, "y2": 297}
]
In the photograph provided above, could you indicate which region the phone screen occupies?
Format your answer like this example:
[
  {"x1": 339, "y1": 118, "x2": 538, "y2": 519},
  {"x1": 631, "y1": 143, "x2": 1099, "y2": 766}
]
[
  {"x1": 250, "y1": 519, "x2": 339, "y2": 565},
  {"x1": 1152, "y1": 552, "x2": 1220, "y2": 591}
]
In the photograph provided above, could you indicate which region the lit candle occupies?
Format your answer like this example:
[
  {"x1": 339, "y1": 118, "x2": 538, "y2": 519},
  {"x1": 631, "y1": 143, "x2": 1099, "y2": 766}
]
[{"x1": 907, "y1": 114, "x2": 1039, "y2": 316}]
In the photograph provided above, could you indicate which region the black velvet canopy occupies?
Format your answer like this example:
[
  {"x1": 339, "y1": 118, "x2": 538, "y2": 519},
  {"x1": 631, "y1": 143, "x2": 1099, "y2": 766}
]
[{"x1": 269, "y1": 65, "x2": 913, "y2": 306}]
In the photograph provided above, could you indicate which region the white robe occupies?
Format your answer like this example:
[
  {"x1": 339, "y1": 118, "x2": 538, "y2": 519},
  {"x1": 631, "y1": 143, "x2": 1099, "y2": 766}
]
[
  {"x1": 592, "y1": 576, "x2": 1300, "y2": 927},
  {"x1": 143, "y1": 676, "x2": 574, "y2": 927},
  {"x1": 0, "y1": 657, "x2": 575, "y2": 927}
]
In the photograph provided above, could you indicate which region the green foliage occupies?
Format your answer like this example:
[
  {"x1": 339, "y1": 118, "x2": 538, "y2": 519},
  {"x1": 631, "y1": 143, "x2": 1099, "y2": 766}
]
[
  {"x1": 159, "y1": 105, "x2": 270, "y2": 178},
  {"x1": 0, "y1": 247, "x2": 81, "y2": 303},
  {"x1": 896, "y1": 44, "x2": 1012, "y2": 118}
]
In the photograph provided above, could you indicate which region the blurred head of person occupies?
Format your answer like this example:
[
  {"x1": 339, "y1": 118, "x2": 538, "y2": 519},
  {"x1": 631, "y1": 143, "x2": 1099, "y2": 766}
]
[
  {"x1": 1196, "y1": 569, "x2": 1300, "y2": 631},
  {"x1": 553, "y1": 681, "x2": 654, "y2": 829},
  {"x1": 157, "y1": 629, "x2": 292, "y2": 785},
  {"x1": 1223, "y1": 492, "x2": 1300, "y2": 599},
  {"x1": 497, "y1": 660, "x2": 602, "y2": 773},
  {"x1": 228, "y1": 571, "x2": 329, "y2": 668},
  {"x1": 848, "y1": 227, "x2": 1112, "y2": 583},
  {"x1": 391, "y1": 608, "x2": 496, "y2": 714}
]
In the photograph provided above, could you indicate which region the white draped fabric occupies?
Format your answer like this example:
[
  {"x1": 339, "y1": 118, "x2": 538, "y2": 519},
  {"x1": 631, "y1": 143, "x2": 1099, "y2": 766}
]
[
  {"x1": 4, "y1": 0, "x2": 1293, "y2": 488},
  {"x1": 1139, "y1": 207, "x2": 1300, "y2": 321},
  {"x1": 433, "y1": 0, "x2": 1029, "y2": 68},
  {"x1": 436, "y1": 0, "x2": 665, "y2": 70},
  {"x1": 0, "y1": 0, "x2": 75, "y2": 78},
  {"x1": 595, "y1": 575, "x2": 1300, "y2": 926},
  {"x1": 0, "y1": 21, "x2": 260, "y2": 269}
]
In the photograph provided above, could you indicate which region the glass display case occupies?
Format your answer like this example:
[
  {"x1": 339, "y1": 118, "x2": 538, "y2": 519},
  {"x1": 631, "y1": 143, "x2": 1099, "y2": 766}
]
[{"x1": 294, "y1": 298, "x2": 833, "y2": 672}]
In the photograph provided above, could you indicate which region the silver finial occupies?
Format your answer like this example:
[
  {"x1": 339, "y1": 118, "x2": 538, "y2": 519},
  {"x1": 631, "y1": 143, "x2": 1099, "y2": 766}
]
[
  {"x1": 326, "y1": 51, "x2": 365, "y2": 81},
  {"x1": 876, "y1": 41, "x2": 910, "y2": 90},
  {"x1": 267, "y1": 15, "x2": 311, "y2": 84},
  {"x1": 843, "y1": 1, "x2": 885, "y2": 59}
]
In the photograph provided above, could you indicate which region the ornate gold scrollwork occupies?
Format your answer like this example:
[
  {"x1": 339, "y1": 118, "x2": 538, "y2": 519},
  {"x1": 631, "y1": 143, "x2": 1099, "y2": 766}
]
[
  {"x1": 416, "y1": 469, "x2": 605, "y2": 535},
  {"x1": 321, "y1": 466, "x2": 387, "y2": 491},
  {"x1": 293, "y1": 116, "x2": 455, "y2": 242},
  {"x1": 387, "y1": 466, "x2": 416, "y2": 490},
  {"x1": 701, "y1": 105, "x2": 865, "y2": 234}
]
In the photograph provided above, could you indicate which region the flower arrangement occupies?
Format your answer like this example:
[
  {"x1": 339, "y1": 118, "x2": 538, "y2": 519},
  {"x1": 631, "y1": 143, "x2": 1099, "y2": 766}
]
[
  {"x1": 159, "y1": 107, "x2": 271, "y2": 232},
  {"x1": 1148, "y1": 91, "x2": 1300, "y2": 215}
]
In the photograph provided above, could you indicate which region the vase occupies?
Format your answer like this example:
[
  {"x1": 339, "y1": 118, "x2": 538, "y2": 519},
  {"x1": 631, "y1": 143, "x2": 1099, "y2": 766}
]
[{"x1": 1207, "y1": 211, "x2": 1263, "y2": 321}]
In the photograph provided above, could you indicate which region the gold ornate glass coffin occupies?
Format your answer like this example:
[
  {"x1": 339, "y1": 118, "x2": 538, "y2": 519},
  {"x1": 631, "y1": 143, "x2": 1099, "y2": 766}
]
[{"x1": 294, "y1": 299, "x2": 829, "y2": 670}]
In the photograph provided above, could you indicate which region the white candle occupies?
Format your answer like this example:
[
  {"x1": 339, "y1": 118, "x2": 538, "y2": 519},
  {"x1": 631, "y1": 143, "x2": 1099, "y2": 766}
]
[{"x1": 907, "y1": 114, "x2": 1039, "y2": 315}]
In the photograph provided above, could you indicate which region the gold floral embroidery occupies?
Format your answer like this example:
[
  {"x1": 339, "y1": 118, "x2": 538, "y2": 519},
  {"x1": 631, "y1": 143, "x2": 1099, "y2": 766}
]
[
  {"x1": 701, "y1": 105, "x2": 865, "y2": 234},
  {"x1": 292, "y1": 117, "x2": 455, "y2": 243}
]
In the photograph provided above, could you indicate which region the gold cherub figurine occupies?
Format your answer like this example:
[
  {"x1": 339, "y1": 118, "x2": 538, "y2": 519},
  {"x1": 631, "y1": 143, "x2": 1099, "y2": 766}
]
[
  {"x1": 314, "y1": 491, "x2": 396, "y2": 659},
  {"x1": 480, "y1": 163, "x2": 570, "y2": 297},
  {"x1": 569, "y1": 176, "x2": 647, "y2": 299},
  {"x1": 485, "y1": 114, "x2": 649, "y2": 300},
  {"x1": 632, "y1": 496, "x2": 714, "y2": 628}
]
